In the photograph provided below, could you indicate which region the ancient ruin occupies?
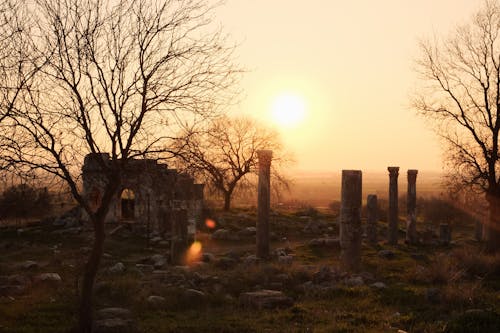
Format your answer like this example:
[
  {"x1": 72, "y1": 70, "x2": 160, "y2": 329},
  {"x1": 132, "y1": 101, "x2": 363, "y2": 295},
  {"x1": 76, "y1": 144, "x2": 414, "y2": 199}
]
[
  {"x1": 340, "y1": 170, "x2": 362, "y2": 271},
  {"x1": 387, "y1": 167, "x2": 400, "y2": 245},
  {"x1": 82, "y1": 153, "x2": 204, "y2": 245},
  {"x1": 406, "y1": 169, "x2": 418, "y2": 244},
  {"x1": 257, "y1": 150, "x2": 273, "y2": 259}
]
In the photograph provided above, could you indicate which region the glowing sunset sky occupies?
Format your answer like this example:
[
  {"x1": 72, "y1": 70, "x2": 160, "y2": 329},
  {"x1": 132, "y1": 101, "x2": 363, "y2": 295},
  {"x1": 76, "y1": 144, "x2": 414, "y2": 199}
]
[{"x1": 213, "y1": 0, "x2": 483, "y2": 172}]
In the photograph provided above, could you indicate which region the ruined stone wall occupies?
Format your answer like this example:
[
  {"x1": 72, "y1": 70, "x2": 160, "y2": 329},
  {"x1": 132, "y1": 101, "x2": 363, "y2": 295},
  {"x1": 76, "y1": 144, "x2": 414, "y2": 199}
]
[{"x1": 81, "y1": 153, "x2": 204, "y2": 240}]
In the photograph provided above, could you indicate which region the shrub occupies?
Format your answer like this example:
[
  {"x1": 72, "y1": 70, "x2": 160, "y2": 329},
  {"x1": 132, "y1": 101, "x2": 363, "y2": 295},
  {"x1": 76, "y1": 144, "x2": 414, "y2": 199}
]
[{"x1": 0, "y1": 184, "x2": 52, "y2": 219}]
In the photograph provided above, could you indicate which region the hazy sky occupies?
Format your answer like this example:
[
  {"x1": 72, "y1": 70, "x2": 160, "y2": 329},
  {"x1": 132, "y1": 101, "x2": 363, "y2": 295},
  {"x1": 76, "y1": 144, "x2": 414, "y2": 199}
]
[{"x1": 212, "y1": 0, "x2": 483, "y2": 172}]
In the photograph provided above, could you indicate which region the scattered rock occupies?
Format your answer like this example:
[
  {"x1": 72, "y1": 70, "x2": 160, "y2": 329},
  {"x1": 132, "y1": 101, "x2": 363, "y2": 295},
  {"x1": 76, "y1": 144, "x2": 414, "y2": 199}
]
[
  {"x1": 370, "y1": 282, "x2": 387, "y2": 289},
  {"x1": 97, "y1": 307, "x2": 132, "y2": 319},
  {"x1": 201, "y1": 252, "x2": 216, "y2": 263},
  {"x1": 150, "y1": 237, "x2": 163, "y2": 245},
  {"x1": 147, "y1": 295, "x2": 166, "y2": 307},
  {"x1": 312, "y1": 266, "x2": 338, "y2": 284},
  {"x1": 18, "y1": 260, "x2": 38, "y2": 270},
  {"x1": 108, "y1": 263, "x2": 125, "y2": 274},
  {"x1": 378, "y1": 250, "x2": 395, "y2": 259},
  {"x1": 277, "y1": 255, "x2": 293, "y2": 265},
  {"x1": 35, "y1": 273, "x2": 62, "y2": 284},
  {"x1": 345, "y1": 276, "x2": 364, "y2": 287},
  {"x1": 237, "y1": 227, "x2": 257, "y2": 238},
  {"x1": 242, "y1": 255, "x2": 259, "y2": 266},
  {"x1": 239, "y1": 290, "x2": 293, "y2": 309},
  {"x1": 150, "y1": 254, "x2": 167, "y2": 269},
  {"x1": 183, "y1": 289, "x2": 206, "y2": 303}
]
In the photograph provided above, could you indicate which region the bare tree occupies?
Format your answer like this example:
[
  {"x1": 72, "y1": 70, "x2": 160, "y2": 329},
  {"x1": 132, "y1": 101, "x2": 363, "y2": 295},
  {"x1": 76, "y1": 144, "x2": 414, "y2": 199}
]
[
  {"x1": 414, "y1": 0, "x2": 500, "y2": 252},
  {"x1": 0, "y1": 0, "x2": 239, "y2": 331},
  {"x1": 175, "y1": 115, "x2": 289, "y2": 211}
]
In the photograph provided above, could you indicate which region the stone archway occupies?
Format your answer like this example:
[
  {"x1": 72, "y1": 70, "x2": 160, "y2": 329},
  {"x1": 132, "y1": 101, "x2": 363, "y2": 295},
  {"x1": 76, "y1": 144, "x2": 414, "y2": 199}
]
[{"x1": 120, "y1": 188, "x2": 136, "y2": 221}]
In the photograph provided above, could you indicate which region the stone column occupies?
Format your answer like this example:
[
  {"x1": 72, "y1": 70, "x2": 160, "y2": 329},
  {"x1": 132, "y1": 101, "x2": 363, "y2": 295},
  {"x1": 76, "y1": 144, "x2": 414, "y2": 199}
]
[
  {"x1": 257, "y1": 150, "x2": 272, "y2": 259},
  {"x1": 406, "y1": 170, "x2": 418, "y2": 244},
  {"x1": 366, "y1": 194, "x2": 378, "y2": 244},
  {"x1": 170, "y1": 209, "x2": 188, "y2": 265},
  {"x1": 340, "y1": 170, "x2": 362, "y2": 271},
  {"x1": 387, "y1": 167, "x2": 399, "y2": 245}
]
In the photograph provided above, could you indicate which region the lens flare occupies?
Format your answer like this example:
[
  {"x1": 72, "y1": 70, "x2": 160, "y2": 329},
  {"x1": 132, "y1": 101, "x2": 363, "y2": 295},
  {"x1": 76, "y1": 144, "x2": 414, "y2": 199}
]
[
  {"x1": 205, "y1": 218, "x2": 216, "y2": 229},
  {"x1": 185, "y1": 241, "x2": 202, "y2": 265}
]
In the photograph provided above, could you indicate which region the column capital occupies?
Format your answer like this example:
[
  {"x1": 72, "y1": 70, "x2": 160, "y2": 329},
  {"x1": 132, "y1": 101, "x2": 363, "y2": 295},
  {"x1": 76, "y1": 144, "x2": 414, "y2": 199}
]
[
  {"x1": 407, "y1": 169, "x2": 418, "y2": 183},
  {"x1": 257, "y1": 150, "x2": 273, "y2": 168},
  {"x1": 388, "y1": 166, "x2": 399, "y2": 176}
]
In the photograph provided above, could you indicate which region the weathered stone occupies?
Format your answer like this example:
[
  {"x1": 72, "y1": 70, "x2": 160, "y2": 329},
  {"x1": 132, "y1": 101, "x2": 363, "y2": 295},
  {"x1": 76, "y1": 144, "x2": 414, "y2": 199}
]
[
  {"x1": 243, "y1": 255, "x2": 259, "y2": 266},
  {"x1": 406, "y1": 170, "x2": 418, "y2": 244},
  {"x1": 312, "y1": 266, "x2": 337, "y2": 284},
  {"x1": 211, "y1": 229, "x2": 231, "y2": 240},
  {"x1": 257, "y1": 150, "x2": 272, "y2": 259},
  {"x1": 371, "y1": 282, "x2": 387, "y2": 289},
  {"x1": 18, "y1": 260, "x2": 38, "y2": 270},
  {"x1": 239, "y1": 290, "x2": 293, "y2": 309},
  {"x1": 82, "y1": 153, "x2": 204, "y2": 247},
  {"x1": 439, "y1": 224, "x2": 452, "y2": 245},
  {"x1": 308, "y1": 238, "x2": 340, "y2": 248},
  {"x1": 388, "y1": 166, "x2": 400, "y2": 245},
  {"x1": 35, "y1": 273, "x2": 62, "y2": 284},
  {"x1": 150, "y1": 254, "x2": 167, "y2": 269},
  {"x1": 237, "y1": 226, "x2": 257, "y2": 238},
  {"x1": 147, "y1": 295, "x2": 166, "y2": 307},
  {"x1": 108, "y1": 262, "x2": 125, "y2": 274},
  {"x1": 345, "y1": 276, "x2": 364, "y2": 286},
  {"x1": 366, "y1": 194, "x2": 378, "y2": 244},
  {"x1": 183, "y1": 289, "x2": 206, "y2": 302},
  {"x1": 277, "y1": 255, "x2": 293, "y2": 265},
  {"x1": 201, "y1": 252, "x2": 216, "y2": 263},
  {"x1": 340, "y1": 170, "x2": 362, "y2": 271},
  {"x1": 97, "y1": 307, "x2": 132, "y2": 319},
  {"x1": 170, "y1": 209, "x2": 189, "y2": 265}
]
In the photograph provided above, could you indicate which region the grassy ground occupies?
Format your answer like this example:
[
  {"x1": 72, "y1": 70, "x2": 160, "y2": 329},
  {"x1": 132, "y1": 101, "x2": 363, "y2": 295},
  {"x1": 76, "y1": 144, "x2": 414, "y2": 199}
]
[{"x1": 0, "y1": 207, "x2": 499, "y2": 333}]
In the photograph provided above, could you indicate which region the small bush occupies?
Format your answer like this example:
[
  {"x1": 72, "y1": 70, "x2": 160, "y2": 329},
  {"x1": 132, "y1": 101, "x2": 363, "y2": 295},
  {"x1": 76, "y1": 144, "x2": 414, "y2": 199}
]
[
  {"x1": 407, "y1": 254, "x2": 464, "y2": 284},
  {"x1": 0, "y1": 184, "x2": 53, "y2": 219}
]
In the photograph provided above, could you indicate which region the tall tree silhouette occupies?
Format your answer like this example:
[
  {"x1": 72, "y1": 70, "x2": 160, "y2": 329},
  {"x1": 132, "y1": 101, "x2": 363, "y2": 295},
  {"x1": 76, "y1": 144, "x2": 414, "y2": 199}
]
[
  {"x1": 0, "y1": 0, "x2": 239, "y2": 331},
  {"x1": 414, "y1": 0, "x2": 500, "y2": 251}
]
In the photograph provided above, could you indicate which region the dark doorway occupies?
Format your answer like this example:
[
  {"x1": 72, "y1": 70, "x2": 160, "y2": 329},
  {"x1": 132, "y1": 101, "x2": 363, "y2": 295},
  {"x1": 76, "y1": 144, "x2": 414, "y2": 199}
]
[{"x1": 121, "y1": 189, "x2": 135, "y2": 220}]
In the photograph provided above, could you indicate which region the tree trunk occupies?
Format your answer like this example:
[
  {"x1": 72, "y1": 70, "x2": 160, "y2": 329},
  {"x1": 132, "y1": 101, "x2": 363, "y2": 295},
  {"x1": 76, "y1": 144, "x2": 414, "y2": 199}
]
[
  {"x1": 78, "y1": 216, "x2": 105, "y2": 332},
  {"x1": 485, "y1": 193, "x2": 500, "y2": 253},
  {"x1": 223, "y1": 191, "x2": 231, "y2": 211}
]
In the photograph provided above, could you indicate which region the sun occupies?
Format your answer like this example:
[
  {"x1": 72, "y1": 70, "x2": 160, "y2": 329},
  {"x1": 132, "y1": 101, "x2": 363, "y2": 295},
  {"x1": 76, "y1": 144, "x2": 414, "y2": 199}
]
[{"x1": 271, "y1": 93, "x2": 307, "y2": 128}]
